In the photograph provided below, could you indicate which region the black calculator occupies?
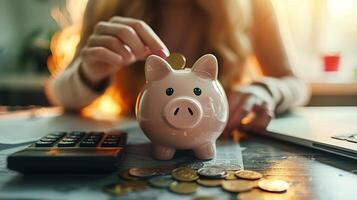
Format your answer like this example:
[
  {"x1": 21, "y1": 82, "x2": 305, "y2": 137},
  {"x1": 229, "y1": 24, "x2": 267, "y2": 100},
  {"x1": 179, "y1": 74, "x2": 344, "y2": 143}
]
[{"x1": 7, "y1": 130, "x2": 127, "y2": 173}]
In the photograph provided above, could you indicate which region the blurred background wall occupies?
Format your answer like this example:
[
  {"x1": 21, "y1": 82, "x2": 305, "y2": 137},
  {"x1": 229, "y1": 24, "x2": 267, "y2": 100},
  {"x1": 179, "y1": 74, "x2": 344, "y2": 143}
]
[
  {"x1": 0, "y1": 0, "x2": 61, "y2": 73},
  {"x1": 0, "y1": 0, "x2": 356, "y2": 109},
  {"x1": 0, "y1": 0, "x2": 62, "y2": 106}
]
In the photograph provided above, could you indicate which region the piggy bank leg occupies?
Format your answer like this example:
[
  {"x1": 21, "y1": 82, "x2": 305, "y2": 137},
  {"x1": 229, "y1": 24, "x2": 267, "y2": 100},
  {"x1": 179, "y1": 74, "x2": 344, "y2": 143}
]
[
  {"x1": 193, "y1": 142, "x2": 216, "y2": 160},
  {"x1": 152, "y1": 144, "x2": 176, "y2": 160}
]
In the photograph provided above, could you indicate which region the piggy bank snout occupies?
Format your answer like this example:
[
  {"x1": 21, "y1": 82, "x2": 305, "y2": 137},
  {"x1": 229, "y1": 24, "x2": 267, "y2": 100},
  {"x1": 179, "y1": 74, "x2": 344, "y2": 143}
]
[{"x1": 164, "y1": 97, "x2": 203, "y2": 130}]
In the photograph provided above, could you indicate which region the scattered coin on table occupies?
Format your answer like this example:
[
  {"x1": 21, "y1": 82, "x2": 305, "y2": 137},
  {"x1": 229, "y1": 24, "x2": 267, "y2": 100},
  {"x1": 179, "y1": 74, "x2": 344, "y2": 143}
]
[
  {"x1": 148, "y1": 175, "x2": 174, "y2": 188},
  {"x1": 119, "y1": 169, "x2": 141, "y2": 181},
  {"x1": 225, "y1": 171, "x2": 238, "y2": 180},
  {"x1": 235, "y1": 170, "x2": 263, "y2": 180},
  {"x1": 258, "y1": 179, "x2": 289, "y2": 193},
  {"x1": 170, "y1": 181, "x2": 198, "y2": 194},
  {"x1": 103, "y1": 183, "x2": 132, "y2": 196},
  {"x1": 192, "y1": 196, "x2": 218, "y2": 200},
  {"x1": 171, "y1": 167, "x2": 199, "y2": 182},
  {"x1": 222, "y1": 180, "x2": 255, "y2": 193},
  {"x1": 197, "y1": 178, "x2": 223, "y2": 187},
  {"x1": 103, "y1": 181, "x2": 147, "y2": 196},
  {"x1": 129, "y1": 167, "x2": 157, "y2": 178},
  {"x1": 197, "y1": 167, "x2": 226, "y2": 179},
  {"x1": 111, "y1": 166, "x2": 288, "y2": 197}
]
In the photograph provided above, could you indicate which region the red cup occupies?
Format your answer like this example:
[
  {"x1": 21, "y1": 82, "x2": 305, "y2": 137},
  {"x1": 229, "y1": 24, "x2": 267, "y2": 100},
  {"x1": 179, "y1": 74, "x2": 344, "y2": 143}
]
[{"x1": 323, "y1": 54, "x2": 340, "y2": 72}]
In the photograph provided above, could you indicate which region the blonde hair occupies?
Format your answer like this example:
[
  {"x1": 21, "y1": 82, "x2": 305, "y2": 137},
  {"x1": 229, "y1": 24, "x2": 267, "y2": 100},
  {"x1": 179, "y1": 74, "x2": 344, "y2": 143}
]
[{"x1": 76, "y1": 0, "x2": 252, "y2": 113}]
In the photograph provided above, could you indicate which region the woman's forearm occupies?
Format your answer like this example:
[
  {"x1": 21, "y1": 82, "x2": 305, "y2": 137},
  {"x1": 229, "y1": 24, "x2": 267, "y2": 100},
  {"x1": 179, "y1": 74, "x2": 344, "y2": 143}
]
[{"x1": 48, "y1": 58, "x2": 103, "y2": 111}]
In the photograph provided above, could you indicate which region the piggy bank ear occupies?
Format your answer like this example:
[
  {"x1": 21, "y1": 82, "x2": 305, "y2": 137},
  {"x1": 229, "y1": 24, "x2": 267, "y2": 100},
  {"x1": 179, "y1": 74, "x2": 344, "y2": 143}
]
[
  {"x1": 145, "y1": 55, "x2": 173, "y2": 82},
  {"x1": 192, "y1": 54, "x2": 218, "y2": 80}
]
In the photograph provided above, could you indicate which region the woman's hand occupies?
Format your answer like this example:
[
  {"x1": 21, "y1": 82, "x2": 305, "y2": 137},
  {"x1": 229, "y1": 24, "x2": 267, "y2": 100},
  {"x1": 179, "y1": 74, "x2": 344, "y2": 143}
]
[
  {"x1": 80, "y1": 16, "x2": 169, "y2": 87},
  {"x1": 222, "y1": 85, "x2": 276, "y2": 137}
]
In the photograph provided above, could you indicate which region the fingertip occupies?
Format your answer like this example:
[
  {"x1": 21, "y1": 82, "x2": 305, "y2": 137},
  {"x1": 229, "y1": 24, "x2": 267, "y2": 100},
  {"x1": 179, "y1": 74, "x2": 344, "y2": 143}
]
[
  {"x1": 162, "y1": 48, "x2": 170, "y2": 57},
  {"x1": 110, "y1": 52, "x2": 122, "y2": 65},
  {"x1": 155, "y1": 49, "x2": 170, "y2": 59}
]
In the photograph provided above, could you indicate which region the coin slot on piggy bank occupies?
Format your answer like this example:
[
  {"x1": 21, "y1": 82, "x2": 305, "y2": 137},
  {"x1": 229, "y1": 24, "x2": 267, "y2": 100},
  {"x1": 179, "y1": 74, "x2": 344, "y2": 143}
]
[{"x1": 136, "y1": 53, "x2": 229, "y2": 160}]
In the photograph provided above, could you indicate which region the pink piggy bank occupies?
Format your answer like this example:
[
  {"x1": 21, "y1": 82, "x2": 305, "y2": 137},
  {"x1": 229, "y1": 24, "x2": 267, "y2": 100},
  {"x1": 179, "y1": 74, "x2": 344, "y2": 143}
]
[{"x1": 136, "y1": 54, "x2": 228, "y2": 160}]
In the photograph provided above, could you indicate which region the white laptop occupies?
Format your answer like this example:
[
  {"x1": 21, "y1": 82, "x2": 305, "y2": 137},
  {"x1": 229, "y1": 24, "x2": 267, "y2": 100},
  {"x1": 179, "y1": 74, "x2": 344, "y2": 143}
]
[{"x1": 265, "y1": 107, "x2": 357, "y2": 160}]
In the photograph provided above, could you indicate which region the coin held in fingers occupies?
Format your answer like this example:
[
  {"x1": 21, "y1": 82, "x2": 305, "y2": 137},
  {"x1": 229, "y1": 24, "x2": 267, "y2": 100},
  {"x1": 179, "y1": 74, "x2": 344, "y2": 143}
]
[{"x1": 167, "y1": 53, "x2": 186, "y2": 69}]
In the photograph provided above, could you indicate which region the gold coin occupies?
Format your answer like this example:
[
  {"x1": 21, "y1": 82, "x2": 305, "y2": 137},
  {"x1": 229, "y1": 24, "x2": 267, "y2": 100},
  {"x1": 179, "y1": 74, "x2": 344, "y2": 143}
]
[
  {"x1": 258, "y1": 179, "x2": 289, "y2": 193},
  {"x1": 129, "y1": 167, "x2": 157, "y2": 178},
  {"x1": 171, "y1": 167, "x2": 199, "y2": 182},
  {"x1": 235, "y1": 170, "x2": 263, "y2": 180},
  {"x1": 103, "y1": 181, "x2": 147, "y2": 196},
  {"x1": 225, "y1": 171, "x2": 238, "y2": 180},
  {"x1": 167, "y1": 53, "x2": 186, "y2": 69},
  {"x1": 118, "y1": 170, "x2": 141, "y2": 181},
  {"x1": 103, "y1": 183, "x2": 132, "y2": 196},
  {"x1": 192, "y1": 196, "x2": 218, "y2": 200},
  {"x1": 170, "y1": 181, "x2": 198, "y2": 194},
  {"x1": 197, "y1": 178, "x2": 223, "y2": 187},
  {"x1": 222, "y1": 180, "x2": 255, "y2": 193}
]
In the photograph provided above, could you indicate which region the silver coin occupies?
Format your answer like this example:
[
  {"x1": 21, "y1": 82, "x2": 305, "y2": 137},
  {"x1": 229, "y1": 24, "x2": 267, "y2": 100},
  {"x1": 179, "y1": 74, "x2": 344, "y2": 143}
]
[
  {"x1": 197, "y1": 167, "x2": 226, "y2": 178},
  {"x1": 148, "y1": 175, "x2": 174, "y2": 188}
]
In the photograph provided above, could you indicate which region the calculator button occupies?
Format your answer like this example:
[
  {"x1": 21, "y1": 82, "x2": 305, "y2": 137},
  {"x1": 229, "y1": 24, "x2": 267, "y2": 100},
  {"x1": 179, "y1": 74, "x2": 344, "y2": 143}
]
[
  {"x1": 85, "y1": 135, "x2": 102, "y2": 140},
  {"x1": 68, "y1": 131, "x2": 85, "y2": 137},
  {"x1": 101, "y1": 141, "x2": 119, "y2": 147},
  {"x1": 62, "y1": 138, "x2": 77, "y2": 142},
  {"x1": 45, "y1": 135, "x2": 61, "y2": 140},
  {"x1": 49, "y1": 132, "x2": 66, "y2": 137},
  {"x1": 40, "y1": 138, "x2": 57, "y2": 142},
  {"x1": 105, "y1": 135, "x2": 120, "y2": 139},
  {"x1": 79, "y1": 141, "x2": 98, "y2": 147},
  {"x1": 83, "y1": 138, "x2": 99, "y2": 143},
  {"x1": 79, "y1": 136, "x2": 102, "y2": 147},
  {"x1": 57, "y1": 141, "x2": 77, "y2": 147},
  {"x1": 35, "y1": 141, "x2": 55, "y2": 147}
]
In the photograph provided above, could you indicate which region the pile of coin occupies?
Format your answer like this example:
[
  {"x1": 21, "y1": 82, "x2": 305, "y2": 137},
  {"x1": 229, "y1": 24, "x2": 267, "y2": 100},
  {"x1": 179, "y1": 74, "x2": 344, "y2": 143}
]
[{"x1": 103, "y1": 164, "x2": 289, "y2": 199}]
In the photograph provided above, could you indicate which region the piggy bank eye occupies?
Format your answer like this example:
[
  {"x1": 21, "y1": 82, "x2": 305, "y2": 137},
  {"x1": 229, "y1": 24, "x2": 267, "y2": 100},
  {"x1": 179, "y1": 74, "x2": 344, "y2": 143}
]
[
  {"x1": 193, "y1": 87, "x2": 202, "y2": 96},
  {"x1": 166, "y1": 87, "x2": 174, "y2": 96}
]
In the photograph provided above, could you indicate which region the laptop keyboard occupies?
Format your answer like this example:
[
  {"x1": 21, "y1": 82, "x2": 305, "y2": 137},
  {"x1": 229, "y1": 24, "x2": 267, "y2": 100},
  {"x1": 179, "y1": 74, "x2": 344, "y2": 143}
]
[{"x1": 331, "y1": 134, "x2": 357, "y2": 143}]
